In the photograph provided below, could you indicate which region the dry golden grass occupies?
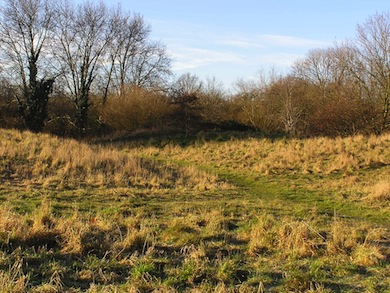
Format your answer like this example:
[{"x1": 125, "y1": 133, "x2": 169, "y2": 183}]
[
  {"x1": 245, "y1": 212, "x2": 389, "y2": 266},
  {"x1": 139, "y1": 133, "x2": 390, "y2": 176},
  {"x1": 0, "y1": 203, "x2": 26, "y2": 240},
  {"x1": 277, "y1": 220, "x2": 317, "y2": 258},
  {"x1": 0, "y1": 258, "x2": 29, "y2": 293},
  {"x1": 247, "y1": 214, "x2": 276, "y2": 256},
  {"x1": 1, "y1": 129, "x2": 389, "y2": 291},
  {"x1": 0, "y1": 199, "x2": 388, "y2": 292},
  {"x1": 352, "y1": 244, "x2": 386, "y2": 266},
  {"x1": 363, "y1": 180, "x2": 390, "y2": 202},
  {"x1": 0, "y1": 129, "x2": 228, "y2": 191},
  {"x1": 129, "y1": 132, "x2": 389, "y2": 207},
  {"x1": 247, "y1": 215, "x2": 320, "y2": 258}
]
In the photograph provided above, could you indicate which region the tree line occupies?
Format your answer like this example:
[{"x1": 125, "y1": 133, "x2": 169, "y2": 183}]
[
  {"x1": 0, "y1": 0, "x2": 171, "y2": 135},
  {"x1": 0, "y1": 0, "x2": 389, "y2": 137}
]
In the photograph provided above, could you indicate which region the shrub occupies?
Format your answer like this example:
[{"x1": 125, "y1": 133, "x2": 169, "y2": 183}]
[{"x1": 101, "y1": 87, "x2": 173, "y2": 132}]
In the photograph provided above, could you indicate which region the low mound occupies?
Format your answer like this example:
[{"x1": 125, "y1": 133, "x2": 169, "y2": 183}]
[
  {"x1": 0, "y1": 129, "x2": 228, "y2": 191},
  {"x1": 146, "y1": 133, "x2": 390, "y2": 175}
]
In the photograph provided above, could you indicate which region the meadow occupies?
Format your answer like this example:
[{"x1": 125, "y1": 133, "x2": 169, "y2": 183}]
[{"x1": 0, "y1": 128, "x2": 389, "y2": 292}]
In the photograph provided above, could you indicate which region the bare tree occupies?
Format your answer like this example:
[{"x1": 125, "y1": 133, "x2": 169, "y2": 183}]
[
  {"x1": 292, "y1": 47, "x2": 351, "y2": 98},
  {"x1": 53, "y1": 0, "x2": 112, "y2": 134},
  {"x1": 103, "y1": 12, "x2": 171, "y2": 99},
  {"x1": 168, "y1": 73, "x2": 204, "y2": 133},
  {"x1": 234, "y1": 78, "x2": 266, "y2": 129},
  {"x1": 233, "y1": 71, "x2": 280, "y2": 132},
  {"x1": 264, "y1": 76, "x2": 309, "y2": 136},
  {"x1": 171, "y1": 73, "x2": 203, "y2": 96},
  {"x1": 127, "y1": 41, "x2": 171, "y2": 89},
  {"x1": 0, "y1": 0, "x2": 54, "y2": 132},
  {"x1": 349, "y1": 13, "x2": 390, "y2": 132}
]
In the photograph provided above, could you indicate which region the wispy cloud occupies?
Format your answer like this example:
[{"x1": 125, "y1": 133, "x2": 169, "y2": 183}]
[
  {"x1": 218, "y1": 37, "x2": 266, "y2": 49},
  {"x1": 258, "y1": 53, "x2": 306, "y2": 67},
  {"x1": 260, "y1": 34, "x2": 327, "y2": 47},
  {"x1": 218, "y1": 34, "x2": 327, "y2": 49},
  {"x1": 150, "y1": 19, "x2": 330, "y2": 82},
  {"x1": 169, "y1": 42, "x2": 308, "y2": 73},
  {"x1": 169, "y1": 46, "x2": 245, "y2": 71}
]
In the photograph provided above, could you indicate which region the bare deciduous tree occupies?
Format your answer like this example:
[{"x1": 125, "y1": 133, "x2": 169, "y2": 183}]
[
  {"x1": 53, "y1": 0, "x2": 113, "y2": 134},
  {"x1": 0, "y1": 0, "x2": 54, "y2": 132},
  {"x1": 169, "y1": 73, "x2": 204, "y2": 133},
  {"x1": 265, "y1": 76, "x2": 309, "y2": 136},
  {"x1": 233, "y1": 71, "x2": 280, "y2": 132},
  {"x1": 198, "y1": 77, "x2": 227, "y2": 124},
  {"x1": 292, "y1": 47, "x2": 352, "y2": 99},
  {"x1": 103, "y1": 12, "x2": 171, "y2": 99},
  {"x1": 351, "y1": 12, "x2": 390, "y2": 132}
]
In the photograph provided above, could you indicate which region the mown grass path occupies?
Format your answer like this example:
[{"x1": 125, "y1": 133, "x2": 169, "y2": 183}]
[
  {"x1": 219, "y1": 170, "x2": 389, "y2": 224},
  {"x1": 143, "y1": 153, "x2": 390, "y2": 226},
  {"x1": 0, "y1": 130, "x2": 388, "y2": 292}
]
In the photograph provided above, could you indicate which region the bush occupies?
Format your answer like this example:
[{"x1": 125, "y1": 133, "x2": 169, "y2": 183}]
[
  {"x1": 0, "y1": 84, "x2": 24, "y2": 129},
  {"x1": 101, "y1": 87, "x2": 173, "y2": 132}
]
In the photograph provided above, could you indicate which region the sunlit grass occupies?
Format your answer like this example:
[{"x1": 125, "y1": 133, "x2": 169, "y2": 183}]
[
  {"x1": 129, "y1": 132, "x2": 389, "y2": 210},
  {"x1": 0, "y1": 201, "x2": 388, "y2": 292},
  {"x1": 0, "y1": 129, "x2": 389, "y2": 292},
  {"x1": 0, "y1": 129, "x2": 229, "y2": 191},
  {"x1": 131, "y1": 133, "x2": 389, "y2": 176}
]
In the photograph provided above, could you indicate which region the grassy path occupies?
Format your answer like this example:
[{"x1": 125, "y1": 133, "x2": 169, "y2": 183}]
[
  {"x1": 218, "y1": 170, "x2": 389, "y2": 224},
  {"x1": 0, "y1": 130, "x2": 388, "y2": 292},
  {"x1": 148, "y1": 153, "x2": 390, "y2": 226}
]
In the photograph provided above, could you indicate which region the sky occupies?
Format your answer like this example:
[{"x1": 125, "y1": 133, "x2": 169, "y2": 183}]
[{"x1": 106, "y1": 0, "x2": 389, "y2": 89}]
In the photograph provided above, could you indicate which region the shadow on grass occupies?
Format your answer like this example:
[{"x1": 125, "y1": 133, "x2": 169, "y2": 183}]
[{"x1": 95, "y1": 129, "x2": 281, "y2": 148}]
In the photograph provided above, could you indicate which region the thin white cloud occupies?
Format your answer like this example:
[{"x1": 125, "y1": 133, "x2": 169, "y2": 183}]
[
  {"x1": 260, "y1": 34, "x2": 327, "y2": 47},
  {"x1": 218, "y1": 37, "x2": 266, "y2": 49},
  {"x1": 219, "y1": 34, "x2": 327, "y2": 49},
  {"x1": 150, "y1": 19, "x2": 330, "y2": 83},
  {"x1": 170, "y1": 46, "x2": 245, "y2": 71},
  {"x1": 169, "y1": 44, "x2": 306, "y2": 73},
  {"x1": 258, "y1": 53, "x2": 306, "y2": 67}
]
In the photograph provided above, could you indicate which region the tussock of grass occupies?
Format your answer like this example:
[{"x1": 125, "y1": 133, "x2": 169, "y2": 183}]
[
  {"x1": 0, "y1": 129, "x2": 389, "y2": 291},
  {"x1": 0, "y1": 258, "x2": 28, "y2": 293},
  {"x1": 352, "y1": 244, "x2": 386, "y2": 266},
  {"x1": 141, "y1": 133, "x2": 390, "y2": 176},
  {"x1": 0, "y1": 129, "x2": 228, "y2": 191},
  {"x1": 277, "y1": 220, "x2": 316, "y2": 258},
  {"x1": 245, "y1": 213, "x2": 390, "y2": 265},
  {"x1": 364, "y1": 180, "x2": 390, "y2": 202},
  {"x1": 0, "y1": 203, "x2": 388, "y2": 292}
]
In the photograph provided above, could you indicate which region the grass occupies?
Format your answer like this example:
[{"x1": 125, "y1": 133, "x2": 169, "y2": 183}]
[{"x1": 0, "y1": 129, "x2": 389, "y2": 292}]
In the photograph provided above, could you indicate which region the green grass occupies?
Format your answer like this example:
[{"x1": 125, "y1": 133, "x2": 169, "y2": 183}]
[{"x1": 0, "y1": 129, "x2": 389, "y2": 292}]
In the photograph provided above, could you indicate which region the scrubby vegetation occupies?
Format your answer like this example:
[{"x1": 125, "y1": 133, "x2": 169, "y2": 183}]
[
  {"x1": 0, "y1": 0, "x2": 389, "y2": 138},
  {"x1": 0, "y1": 128, "x2": 389, "y2": 292},
  {"x1": 0, "y1": 0, "x2": 389, "y2": 291}
]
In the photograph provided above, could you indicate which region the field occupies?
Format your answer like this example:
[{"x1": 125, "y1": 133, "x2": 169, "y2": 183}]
[{"x1": 0, "y1": 128, "x2": 389, "y2": 292}]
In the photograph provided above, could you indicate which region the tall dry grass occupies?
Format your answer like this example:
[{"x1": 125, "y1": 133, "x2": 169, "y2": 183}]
[
  {"x1": 133, "y1": 132, "x2": 390, "y2": 202},
  {"x1": 363, "y1": 180, "x2": 390, "y2": 202},
  {"x1": 144, "y1": 133, "x2": 389, "y2": 176},
  {"x1": 0, "y1": 199, "x2": 388, "y2": 291},
  {"x1": 1, "y1": 129, "x2": 389, "y2": 291},
  {"x1": 245, "y1": 212, "x2": 388, "y2": 263},
  {"x1": 0, "y1": 258, "x2": 29, "y2": 293},
  {"x1": 0, "y1": 129, "x2": 228, "y2": 190}
]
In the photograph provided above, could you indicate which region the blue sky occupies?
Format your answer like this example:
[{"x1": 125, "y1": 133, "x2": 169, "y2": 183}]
[{"x1": 108, "y1": 0, "x2": 389, "y2": 88}]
